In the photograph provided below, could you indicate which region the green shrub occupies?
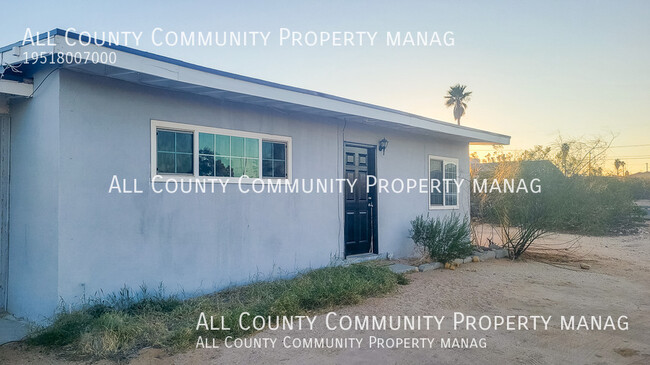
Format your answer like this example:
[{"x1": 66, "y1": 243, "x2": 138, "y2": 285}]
[
  {"x1": 409, "y1": 214, "x2": 473, "y2": 263},
  {"x1": 471, "y1": 161, "x2": 645, "y2": 259},
  {"x1": 551, "y1": 176, "x2": 645, "y2": 235},
  {"x1": 473, "y1": 162, "x2": 645, "y2": 237},
  {"x1": 622, "y1": 177, "x2": 650, "y2": 200}
]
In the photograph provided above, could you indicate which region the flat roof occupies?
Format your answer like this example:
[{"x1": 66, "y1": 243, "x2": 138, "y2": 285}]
[{"x1": 0, "y1": 28, "x2": 510, "y2": 145}]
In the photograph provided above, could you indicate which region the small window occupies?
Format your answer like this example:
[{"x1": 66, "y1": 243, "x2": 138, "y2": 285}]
[
  {"x1": 428, "y1": 156, "x2": 459, "y2": 208},
  {"x1": 156, "y1": 130, "x2": 193, "y2": 174},
  {"x1": 262, "y1": 141, "x2": 287, "y2": 178}
]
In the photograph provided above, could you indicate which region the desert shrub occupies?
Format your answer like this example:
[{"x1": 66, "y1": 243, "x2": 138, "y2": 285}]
[
  {"x1": 472, "y1": 161, "x2": 644, "y2": 258},
  {"x1": 623, "y1": 177, "x2": 650, "y2": 200},
  {"x1": 551, "y1": 176, "x2": 645, "y2": 234},
  {"x1": 475, "y1": 162, "x2": 559, "y2": 258},
  {"x1": 409, "y1": 213, "x2": 473, "y2": 263}
]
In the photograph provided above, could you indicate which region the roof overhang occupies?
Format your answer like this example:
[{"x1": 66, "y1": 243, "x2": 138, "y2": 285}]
[
  {"x1": 0, "y1": 79, "x2": 33, "y2": 97},
  {"x1": 0, "y1": 80, "x2": 33, "y2": 113},
  {"x1": 0, "y1": 29, "x2": 510, "y2": 145}
]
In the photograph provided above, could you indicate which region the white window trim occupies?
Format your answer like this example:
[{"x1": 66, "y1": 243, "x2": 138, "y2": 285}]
[
  {"x1": 151, "y1": 119, "x2": 292, "y2": 184},
  {"x1": 428, "y1": 154, "x2": 459, "y2": 210}
]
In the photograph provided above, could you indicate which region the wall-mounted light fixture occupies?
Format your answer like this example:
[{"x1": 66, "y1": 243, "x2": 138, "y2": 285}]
[{"x1": 378, "y1": 138, "x2": 389, "y2": 155}]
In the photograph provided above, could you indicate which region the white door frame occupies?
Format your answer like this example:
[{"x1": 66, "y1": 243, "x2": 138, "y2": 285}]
[{"x1": 0, "y1": 114, "x2": 9, "y2": 311}]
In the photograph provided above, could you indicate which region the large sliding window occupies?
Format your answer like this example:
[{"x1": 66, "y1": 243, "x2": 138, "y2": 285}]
[
  {"x1": 152, "y1": 120, "x2": 291, "y2": 182},
  {"x1": 428, "y1": 155, "x2": 459, "y2": 209}
]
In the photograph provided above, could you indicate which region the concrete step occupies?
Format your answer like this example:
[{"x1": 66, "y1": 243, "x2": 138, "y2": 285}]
[{"x1": 388, "y1": 263, "x2": 418, "y2": 274}]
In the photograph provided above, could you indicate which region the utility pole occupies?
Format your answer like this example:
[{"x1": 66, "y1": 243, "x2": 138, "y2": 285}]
[{"x1": 646, "y1": 162, "x2": 648, "y2": 172}]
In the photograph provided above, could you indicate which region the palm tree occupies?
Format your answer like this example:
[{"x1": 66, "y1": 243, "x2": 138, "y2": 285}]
[
  {"x1": 614, "y1": 159, "x2": 622, "y2": 176},
  {"x1": 444, "y1": 84, "x2": 472, "y2": 125}
]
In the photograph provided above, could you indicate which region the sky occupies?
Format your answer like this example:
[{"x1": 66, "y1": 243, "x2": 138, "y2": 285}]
[{"x1": 2, "y1": 0, "x2": 648, "y2": 172}]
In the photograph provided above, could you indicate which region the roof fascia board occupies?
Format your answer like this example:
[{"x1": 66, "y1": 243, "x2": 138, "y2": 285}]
[
  {"x1": 53, "y1": 36, "x2": 509, "y2": 144},
  {"x1": 0, "y1": 29, "x2": 60, "y2": 54},
  {"x1": 1, "y1": 29, "x2": 509, "y2": 144}
]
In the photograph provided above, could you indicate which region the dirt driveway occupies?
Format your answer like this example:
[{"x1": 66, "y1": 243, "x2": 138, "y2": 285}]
[{"x1": 1, "y1": 225, "x2": 649, "y2": 364}]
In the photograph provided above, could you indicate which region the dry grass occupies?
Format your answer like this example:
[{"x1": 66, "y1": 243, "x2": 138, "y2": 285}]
[{"x1": 27, "y1": 264, "x2": 406, "y2": 361}]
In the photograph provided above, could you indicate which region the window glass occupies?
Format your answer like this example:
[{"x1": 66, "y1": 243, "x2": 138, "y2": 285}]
[
  {"x1": 214, "y1": 134, "x2": 231, "y2": 177},
  {"x1": 273, "y1": 160, "x2": 286, "y2": 178},
  {"x1": 198, "y1": 155, "x2": 213, "y2": 176},
  {"x1": 245, "y1": 138, "x2": 259, "y2": 158},
  {"x1": 157, "y1": 130, "x2": 175, "y2": 152},
  {"x1": 215, "y1": 156, "x2": 231, "y2": 177},
  {"x1": 262, "y1": 142, "x2": 273, "y2": 159},
  {"x1": 244, "y1": 158, "x2": 259, "y2": 177},
  {"x1": 156, "y1": 130, "x2": 193, "y2": 174},
  {"x1": 176, "y1": 133, "x2": 193, "y2": 153},
  {"x1": 262, "y1": 141, "x2": 287, "y2": 178},
  {"x1": 176, "y1": 153, "x2": 193, "y2": 174},
  {"x1": 231, "y1": 157, "x2": 244, "y2": 177},
  {"x1": 429, "y1": 159, "x2": 443, "y2": 205},
  {"x1": 445, "y1": 162, "x2": 458, "y2": 206},
  {"x1": 157, "y1": 152, "x2": 175, "y2": 173},
  {"x1": 273, "y1": 143, "x2": 286, "y2": 160},
  {"x1": 199, "y1": 133, "x2": 214, "y2": 155},
  {"x1": 231, "y1": 137, "x2": 244, "y2": 157},
  {"x1": 198, "y1": 133, "x2": 259, "y2": 178},
  {"x1": 215, "y1": 135, "x2": 230, "y2": 156}
]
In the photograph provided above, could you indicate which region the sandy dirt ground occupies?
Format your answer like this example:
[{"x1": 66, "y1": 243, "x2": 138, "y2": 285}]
[{"x1": 1, "y1": 224, "x2": 649, "y2": 364}]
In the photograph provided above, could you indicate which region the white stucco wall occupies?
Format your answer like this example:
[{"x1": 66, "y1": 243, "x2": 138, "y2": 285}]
[
  {"x1": 8, "y1": 68, "x2": 61, "y2": 320},
  {"x1": 8, "y1": 69, "x2": 470, "y2": 321}
]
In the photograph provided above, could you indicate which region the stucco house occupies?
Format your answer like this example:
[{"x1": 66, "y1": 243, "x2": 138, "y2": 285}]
[{"x1": 0, "y1": 29, "x2": 509, "y2": 322}]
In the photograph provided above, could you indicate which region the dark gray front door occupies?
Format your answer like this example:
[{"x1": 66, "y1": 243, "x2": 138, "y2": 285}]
[
  {"x1": 344, "y1": 143, "x2": 377, "y2": 256},
  {"x1": 0, "y1": 115, "x2": 9, "y2": 311}
]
